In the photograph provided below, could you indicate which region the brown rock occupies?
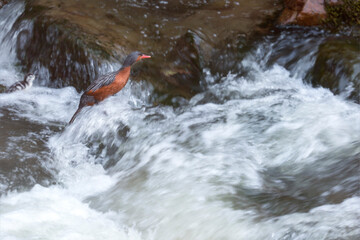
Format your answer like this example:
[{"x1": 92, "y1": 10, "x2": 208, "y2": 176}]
[
  {"x1": 284, "y1": 0, "x2": 306, "y2": 11},
  {"x1": 297, "y1": 0, "x2": 327, "y2": 25},
  {"x1": 277, "y1": 8, "x2": 299, "y2": 24},
  {"x1": 278, "y1": 0, "x2": 328, "y2": 26}
]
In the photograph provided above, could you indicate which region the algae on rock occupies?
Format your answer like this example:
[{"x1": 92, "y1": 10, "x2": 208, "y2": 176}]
[{"x1": 310, "y1": 38, "x2": 360, "y2": 102}]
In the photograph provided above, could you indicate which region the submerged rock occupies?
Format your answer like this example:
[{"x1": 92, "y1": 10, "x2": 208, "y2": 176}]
[{"x1": 310, "y1": 38, "x2": 360, "y2": 102}]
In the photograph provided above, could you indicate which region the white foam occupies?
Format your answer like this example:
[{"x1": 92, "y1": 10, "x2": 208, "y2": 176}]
[{"x1": 0, "y1": 185, "x2": 145, "y2": 240}]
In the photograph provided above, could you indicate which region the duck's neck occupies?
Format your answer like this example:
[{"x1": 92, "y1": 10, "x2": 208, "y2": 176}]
[{"x1": 115, "y1": 66, "x2": 131, "y2": 87}]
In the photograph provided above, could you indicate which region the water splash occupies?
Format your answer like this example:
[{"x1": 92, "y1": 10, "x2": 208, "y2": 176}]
[{"x1": 0, "y1": 1, "x2": 359, "y2": 239}]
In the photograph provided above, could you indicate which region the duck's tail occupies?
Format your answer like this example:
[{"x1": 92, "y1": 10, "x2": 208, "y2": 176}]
[
  {"x1": 69, "y1": 107, "x2": 83, "y2": 124},
  {"x1": 69, "y1": 94, "x2": 97, "y2": 125}
]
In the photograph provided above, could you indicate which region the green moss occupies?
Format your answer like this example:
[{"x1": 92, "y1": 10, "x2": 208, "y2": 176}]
[
  {"x1": 310, "y1": 38, "x2": 360, "y2": 102},
  {"x1": 0, "y1": 84, "x2": 6, "y2": 93},
  {"x1": 324, "y1": 0, "x2": 360, "y2": 29}
]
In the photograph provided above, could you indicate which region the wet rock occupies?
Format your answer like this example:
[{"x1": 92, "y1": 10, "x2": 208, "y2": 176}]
[
  {"x1": 13, "y1": 0, "x2": 282, "y2": 99},
  {"x1": 12, "y1": 4, "x2": 116, "y2": 91},
  {"x1": 161, "y1": 31, "x2": 204, "y2": 95},
  {"x1": 0, "y1": 84, "x2": 6, "y2": 93},
  {"x1": 208, "y1": 33, "x2": 251, "y2": 78},
  {"x1": 140, "y1": 31, "x2": 205, "y2": 103},
  {"x1": 0, "y1": 109, "x2": 58, "y2": 194},
  {"x1": 310, "y1": 38, "x2": 360, "y2": 102},
  {"x1": 278, "y1": 0, "x2": 327, "y2": 26}
]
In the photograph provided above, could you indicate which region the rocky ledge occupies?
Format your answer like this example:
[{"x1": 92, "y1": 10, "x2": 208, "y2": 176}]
[{"x1": 11, "y1": 0, "x2": 282, "y2": 100}]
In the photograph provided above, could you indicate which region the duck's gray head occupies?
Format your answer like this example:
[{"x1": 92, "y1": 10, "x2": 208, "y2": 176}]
[
  {"x1": 24, "y1": 73, "x2": 35, "y2": 83},
  {"x1": 122, "y1": 51, "x2": 151, "y2": 68}
]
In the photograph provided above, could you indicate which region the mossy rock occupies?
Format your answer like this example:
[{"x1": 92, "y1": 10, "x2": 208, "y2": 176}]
[
  {"x1": 324, "y1": 0, "x2": 360, "y2": 29},
  {"x1": 0, "y1": 84, "x2": 6, "y2": 93},
  {"x1": 310, "y1": 38, "x2": 360, "y2": 102}
]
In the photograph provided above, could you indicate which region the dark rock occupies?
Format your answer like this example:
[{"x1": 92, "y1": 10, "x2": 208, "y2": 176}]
[
  {"x1": 12, "y1": 0, "x2": 282, "y2": 101},
  {"x1": 209, "y1": 33, "x2": 251, "y2": 78},
  {"x1": 161, "y1": 31, "x2": 204, "y2": 95},
  {"x1": 0, "y1": 84, "x2": 6, "y2": 93},
  {"x1": 310, "y1": 38, "x2": 360, "y2": 102},
  {"x1": 285, "y1": 0, "x2": 307, "y2": 10},
  {"x1": 140, "y1": 31, "x2": 205, "y2": 103},
  {"x1": 13, "y1": 9, "x2": 113, "y2": 92}
]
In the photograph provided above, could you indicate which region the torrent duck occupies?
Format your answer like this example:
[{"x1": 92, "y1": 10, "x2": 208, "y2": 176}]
[
  {"x1": 69, "y1": 51, "x2": 151, "y2": 124},
  {"x1": 6, "y1": 73, "x2": 35, "y2": 93}
]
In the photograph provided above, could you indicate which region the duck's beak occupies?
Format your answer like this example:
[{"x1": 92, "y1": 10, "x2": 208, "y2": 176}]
[{"x1": 140, "y1": 54, "x2": 151, "y2": 59}]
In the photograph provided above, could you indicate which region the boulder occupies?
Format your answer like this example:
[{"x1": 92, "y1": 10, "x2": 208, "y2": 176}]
[
  {"x1": 278, "y1": 0, "x2": 327, "y2": 26},
  {"x1": 13, "y1": 0, "x2": 282, "y2": 100},
  {"x1": 310, "y1": 38, "x2": 360, "y2": 102},
  {"x1": 138, "y1": 31, "x2": 205, "y2": 103},
  {"x1": 14, "y1": 17, "x2": 112, "y2": 92}
]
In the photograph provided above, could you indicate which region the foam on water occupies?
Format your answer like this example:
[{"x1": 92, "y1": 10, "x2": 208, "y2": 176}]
[
  {"x1": 1, "y1": 69, "x2": 359, "y2": 239},
  {"x1": 1, "y1": 63, "x2": 359, "y2": 239},
  {"x1": 0, "y1": 86, "x2": 78, "y2": 124},
  {"x1": 3, "y1": 65, "x2": 353, "y2": 239},
  {"x1": 0, "y1": 185, "x2": 146, "y2": 240}
]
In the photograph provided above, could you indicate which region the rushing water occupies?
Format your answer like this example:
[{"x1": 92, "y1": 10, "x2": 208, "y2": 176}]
[{"x1": 1, "y1": 1, "x2": 360, "y2": 240}]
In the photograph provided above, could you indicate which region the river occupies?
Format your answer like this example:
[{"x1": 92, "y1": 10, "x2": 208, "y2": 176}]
[{"x1": 0, "y1": 1, "x2": 359, "y2": 240}]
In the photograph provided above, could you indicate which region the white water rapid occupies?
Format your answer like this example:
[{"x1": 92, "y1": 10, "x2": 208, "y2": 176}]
[{"x1": 0, "y1": 1, "x2": 359, "y2": 240}]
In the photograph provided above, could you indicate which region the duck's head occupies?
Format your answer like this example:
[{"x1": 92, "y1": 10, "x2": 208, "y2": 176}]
[
  {"x1": 122, "y1": 51, "x2": 151, "y2": 67},
  {"x1": 24, "y1": 73, "x2": 35, "y2": 84}
]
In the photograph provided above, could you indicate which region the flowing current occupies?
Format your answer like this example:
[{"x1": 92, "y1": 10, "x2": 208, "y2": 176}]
[{"x1": 1, "y1": 2, "x2": 359, "y2": 240}]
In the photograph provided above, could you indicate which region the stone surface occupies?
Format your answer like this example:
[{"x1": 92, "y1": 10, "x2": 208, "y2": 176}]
[
  {"x1": 310, "y1": 38, "x2": 360, "y2": 102},
  {"x1": 15, "y1": 0, "x2": 282, "y2": 99},
  {"x1": 278, "y1": 0, "x2": 328, "y2": 26},
  {"x1": 297, "y1": 0, "x2": 327, "y2": 25},
  {"x1": 284, "y1": 0, "x2": 306, "y2": 10}
]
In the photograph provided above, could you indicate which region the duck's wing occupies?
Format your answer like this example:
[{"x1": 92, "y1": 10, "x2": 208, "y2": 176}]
[
  {"x1": 6, "y1": 81, "x2": 25, "y2": 93},
  {"x1": 85, "y1": 71, "x2": 118, "y2": 93}
]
